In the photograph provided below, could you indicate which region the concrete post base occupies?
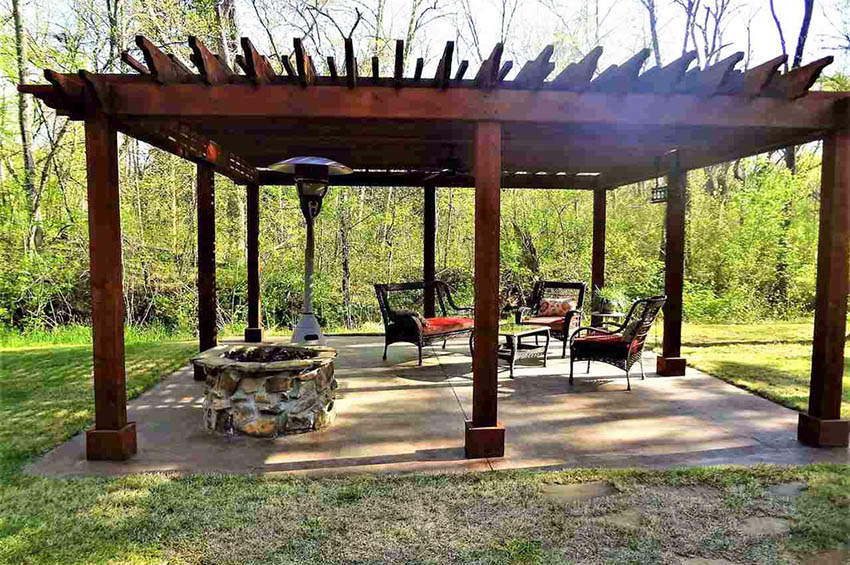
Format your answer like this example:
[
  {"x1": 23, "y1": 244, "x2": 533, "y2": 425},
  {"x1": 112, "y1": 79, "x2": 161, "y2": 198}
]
[
  {"x1": 86, "y1": 422, "x2": 137, "y2": 461},
  {"x1": 244, "y1": 327, "x2": 264, "y2": 343},
  {"x1": 656, "y1": 356, "x2": 687, "y2": 376},
  {"x1": 798, "y1": 413, "x2": 850, "y2": 447},
  {"x1": 465, "y1": 420, "x2": 505, "y2": 458}
]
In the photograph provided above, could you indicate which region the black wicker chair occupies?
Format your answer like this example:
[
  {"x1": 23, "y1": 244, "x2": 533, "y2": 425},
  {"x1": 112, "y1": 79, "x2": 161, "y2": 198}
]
[
  {"x1": 569, "y1": 295, "x2": 666, "y2": 390},
  {"x1": 375, "y1": 281, "x2": 473, "y2": 366},
  {"x1": 518, "y1": 281, "x2": 586, "y2": 358}
]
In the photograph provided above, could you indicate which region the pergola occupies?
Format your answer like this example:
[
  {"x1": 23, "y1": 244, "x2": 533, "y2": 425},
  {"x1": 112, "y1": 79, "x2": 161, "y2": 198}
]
[{"x1": 21, "y1": 34, "x2": 850, "y2": 461}]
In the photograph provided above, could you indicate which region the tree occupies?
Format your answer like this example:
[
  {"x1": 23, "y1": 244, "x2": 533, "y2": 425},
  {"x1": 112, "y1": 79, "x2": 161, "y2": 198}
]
[
  {"x1": 12, "y1": 0, "x2": 38, "y2": 253},
  {"x1": 639, "y1": 0, "x2": 663, "y2": 66}
]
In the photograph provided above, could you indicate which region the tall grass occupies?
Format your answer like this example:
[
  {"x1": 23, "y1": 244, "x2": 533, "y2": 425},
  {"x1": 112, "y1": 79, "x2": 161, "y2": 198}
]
[{"x1": 0, "y1": 324, "x2": 194, "y2": 348}]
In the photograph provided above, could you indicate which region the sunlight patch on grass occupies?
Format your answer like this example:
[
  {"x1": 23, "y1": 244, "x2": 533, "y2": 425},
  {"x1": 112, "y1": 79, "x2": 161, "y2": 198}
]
[{"x1": 0, "y1": 341, "x2": 196, "y2": 476}]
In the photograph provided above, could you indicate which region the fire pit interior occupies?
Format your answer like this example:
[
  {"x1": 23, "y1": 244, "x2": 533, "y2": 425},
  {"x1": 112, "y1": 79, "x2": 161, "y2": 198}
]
[{"x1": 193, "y1": 344, "x2": 337, "y2": 437}]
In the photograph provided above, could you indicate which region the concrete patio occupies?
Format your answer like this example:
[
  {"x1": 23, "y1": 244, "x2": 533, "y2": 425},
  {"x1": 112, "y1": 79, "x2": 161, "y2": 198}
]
[{"x1": 27, "y1": 336, "x2": 850, "y2": 476}]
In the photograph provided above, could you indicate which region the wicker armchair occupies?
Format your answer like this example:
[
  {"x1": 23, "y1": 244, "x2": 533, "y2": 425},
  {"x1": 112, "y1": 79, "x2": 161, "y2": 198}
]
[
  {"x1": 518, "y1": 281, "x2": 587, "y2": 358},
  {"x1": 569, "y1": 295, "x2": 666, "y2": 390},
  {"x1": 375, "y1": 281, "x2": 473, "y2": 365}
]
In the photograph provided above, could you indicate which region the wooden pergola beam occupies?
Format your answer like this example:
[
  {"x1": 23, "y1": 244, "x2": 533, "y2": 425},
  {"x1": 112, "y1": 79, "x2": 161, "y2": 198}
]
[
  {"x1": 119, "y1": 121, "x2": 257, "y2": 184},
  {"x1": 100, "y1": 83, "x2": 840, "y2": 130},
  {"x1": 256, "y1": 169, "x2": 600, "y2": 189}
]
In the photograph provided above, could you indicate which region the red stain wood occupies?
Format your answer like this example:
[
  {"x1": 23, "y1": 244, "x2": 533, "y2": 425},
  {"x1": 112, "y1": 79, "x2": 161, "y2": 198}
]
[
  {"x1": 423, "y1": 183, "x2": 437, "y2": 318},
  {"x1": 472, "y1": 122, "x2": 501, "y2": 428},
  {"x1": 662, "y1": 153, "x2": 685, "y2": 361},
  {"x1": 808, "y1": 120, "x2": 850, "y2": 421},
  {"x1": 196, "y1": 163, "x2": 217, "y2": 355},
  {"x1": 84, "y1": 111, "x2": 128, "y2": 433}
]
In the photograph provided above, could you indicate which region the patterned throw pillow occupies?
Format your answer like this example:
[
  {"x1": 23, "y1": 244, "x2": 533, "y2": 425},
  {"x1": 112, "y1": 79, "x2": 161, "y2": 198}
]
[{"x1": 539, "y1": 298, "x2": 575, "y2": 317}]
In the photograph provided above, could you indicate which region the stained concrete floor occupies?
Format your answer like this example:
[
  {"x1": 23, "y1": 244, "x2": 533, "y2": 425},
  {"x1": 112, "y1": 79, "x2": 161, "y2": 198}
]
[{"x1": 27, "y1": 336, "x2": 850, "y2": 476}]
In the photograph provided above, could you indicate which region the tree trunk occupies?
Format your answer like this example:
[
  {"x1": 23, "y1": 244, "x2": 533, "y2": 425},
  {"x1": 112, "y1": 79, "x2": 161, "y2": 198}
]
[
  {"x1": 642, "y1": 0, "x2": 663, "y2": 67},
  {"x1": 772, "y1": 0, "x2": 814, "y2": 308},
  {"x1": 214, "y1": 0, "x2": 237, "y2": 67},
  {"x1": 13, "y1": 0, "x2": 38, "y2": 253},
  {"x1": 339, "y1": 190, "x2": 353, "y2": 328},
  {"x1": 106, "y1": 0, "x2": 120, "y2": 71}
]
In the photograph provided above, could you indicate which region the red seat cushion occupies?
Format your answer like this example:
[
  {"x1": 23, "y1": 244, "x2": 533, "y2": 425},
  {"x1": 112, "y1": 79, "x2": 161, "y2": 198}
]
[
  {"x1": 423, "y1": 316, "x2": 474, "y2": 336},
  {"x1": 523, "y1": 316, "x2": 565, "y2": 332},
  {"x1": 574, "y1": 333, "x2": 624, "y2": 344},
  {"x1": 573, "y1": 332, "x2": 628, "y2": 354}
]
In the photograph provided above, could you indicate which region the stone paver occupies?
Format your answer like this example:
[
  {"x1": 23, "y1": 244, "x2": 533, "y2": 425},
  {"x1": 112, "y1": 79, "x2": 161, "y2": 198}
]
[
  {"x1": 540, "y1": 481, "x2": 618, "y2": 502},
  {"x1": 25, "y1": 335, "x2": 850, "y2": 476},
  {"x1": 740, "y1": 516, "x2": 792, "y2": 537}
]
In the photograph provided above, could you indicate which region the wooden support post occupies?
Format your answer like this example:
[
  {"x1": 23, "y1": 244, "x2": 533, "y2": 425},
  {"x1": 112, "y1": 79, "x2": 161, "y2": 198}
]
[
  {"x1": 591, "y1": 188, "x2": 606, "y2": 326},
  {"x1": 423, "y1": 183, "x2": 437, "y2": 318},
  {"x1": 84, "y1": 111, "x2": 136, "y2": 461},
  {"x1": 245, "y1": 182, "x2": 264, "y2": 342},
  {"x1": 657, "y1": 152, "x2": 687, "y2": 376},
  {"x1": 195, "y1": 163, "x2": 217, "y2": 380},
  {"x1": 466, "y1": 121, "x2": 505, "y2": 459},
  {"x1": 799, "y1": 114, "x2": 850, "y2": 447}
]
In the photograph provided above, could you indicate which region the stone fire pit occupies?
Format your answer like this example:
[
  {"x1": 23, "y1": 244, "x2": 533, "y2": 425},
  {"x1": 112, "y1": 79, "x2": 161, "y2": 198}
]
[{"x1": 192, "y1": 343, "x2": 337, "y2": 437}]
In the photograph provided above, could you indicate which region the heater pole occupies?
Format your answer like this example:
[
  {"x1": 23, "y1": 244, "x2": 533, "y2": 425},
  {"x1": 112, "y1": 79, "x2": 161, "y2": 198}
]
[{"x1": 303, "y1": 217, "x2": 315, "y2": 315}]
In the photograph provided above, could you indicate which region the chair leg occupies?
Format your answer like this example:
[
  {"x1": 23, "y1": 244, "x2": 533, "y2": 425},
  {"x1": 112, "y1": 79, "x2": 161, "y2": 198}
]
[
  {"x1": 383, "y1": 343, "x2": 388, "y2": 360},
  {"x1": 625, "y1": 367, "x2": 631, "y2": 391},
  {"x1": 569, "y1": 356, "x2": 574, "y2": 385},
  {"x1": 561, "y1": 337, "x2": 567, "y2": 359},
  {"x1": 586, "y1": 360, "x2": 591, "y2": 374},
  {"x1": 639, "y1": 359, "x2": 646, "y2": 380},
  {"x1": 418, "y1": 344, "x2": 423, "y2": 366},
  {"x1": 442, "y1": 339, "x2": 447, "y2": 350}
]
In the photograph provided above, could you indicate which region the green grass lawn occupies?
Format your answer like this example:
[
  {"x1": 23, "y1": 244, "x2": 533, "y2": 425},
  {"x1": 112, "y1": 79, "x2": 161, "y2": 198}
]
[
  {"x1": 0, "y1": 324, "x2": 848, "y2": 563},
  {"x1": 0, "y1": 340, "x2": 198, "y2": 477},
  {"x1": 674, "y1": 321, "x2": 850, "y2": 419}
]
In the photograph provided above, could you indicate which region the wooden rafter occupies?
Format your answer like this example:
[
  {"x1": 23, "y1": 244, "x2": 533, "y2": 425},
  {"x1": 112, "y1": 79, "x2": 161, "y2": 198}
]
[
  {"x1": 551, "y1": 46, "x2": 603, "y2": 91},
  {"x1": 120, "y1": 51, "x2": 149, "y2": 75},
  {"x1": 513, "y1": 45, "x2": 554, "y2": 89},
  {"x1": 590, "y1": 49, "x2": 650, "y2": 92},
  {"x1": 344, "y1": 38, "x2": 357, "y2": 88},
  {"x1": 293, "y1": 38, "x2": 315, "y2": 86},
  {"x1": 136, "y1": 35, "x2": 192, "y2": 84},
  {"x1": 393, "y1": 40, "x2": 404, "y2": 87},
  {"x1": 677, "y1": 51, "x2": 744, "y2": 94},
  {"x1": 241, "y1": 37, "x2": 277, "y2": 85},
  {"x1": 474, "y1": 43, "x2": 503, "y2": 89},
  {"x1": 637, "y1": 51, "x2": 697, "y2": 93},
  {"x1": 189, "y1": 36, "x2": 232, "y2": 85},
  {"x1": 121, "y1": 120, "x2": 256, "y2": 184},
  {"x1": 768, "y1": 56, "x2": 834, "y2": 99},
  {"x1": 433, "y1": 41, "x2": 454, "y2": 89}
]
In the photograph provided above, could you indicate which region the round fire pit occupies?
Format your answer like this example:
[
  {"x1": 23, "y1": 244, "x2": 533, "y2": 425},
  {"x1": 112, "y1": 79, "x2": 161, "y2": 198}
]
[{"x1": 192, "y1": 343, "x2": 337, "y2": 437}]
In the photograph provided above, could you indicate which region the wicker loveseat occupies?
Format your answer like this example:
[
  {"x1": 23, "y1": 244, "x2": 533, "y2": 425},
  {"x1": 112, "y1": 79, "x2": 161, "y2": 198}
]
[{"x1": 375, "y1": 281, "x2": 474, "y2": 365}]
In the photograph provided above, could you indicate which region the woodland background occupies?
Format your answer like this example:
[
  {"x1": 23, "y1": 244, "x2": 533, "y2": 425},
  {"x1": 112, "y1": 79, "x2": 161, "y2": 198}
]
[{"x1": 2, "y1": 0, "x2": 850, "y2": 336}]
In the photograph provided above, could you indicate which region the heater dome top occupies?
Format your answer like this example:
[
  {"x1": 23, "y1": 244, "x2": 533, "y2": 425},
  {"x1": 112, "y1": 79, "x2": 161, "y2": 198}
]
[{"x1": 269, "y1": 156, "x2": 352, "y2": 176}]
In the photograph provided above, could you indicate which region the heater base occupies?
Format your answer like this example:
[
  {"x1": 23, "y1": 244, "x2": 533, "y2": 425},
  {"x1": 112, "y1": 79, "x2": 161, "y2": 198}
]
[{"x1": 292, "y1": 313, "x2": 326, "y2": 345}]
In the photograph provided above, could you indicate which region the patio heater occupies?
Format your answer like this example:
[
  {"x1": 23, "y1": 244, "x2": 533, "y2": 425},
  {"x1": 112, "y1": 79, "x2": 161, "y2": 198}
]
[{"x1": 269, "y1": 157, "x2": 352, "y2": 344}]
